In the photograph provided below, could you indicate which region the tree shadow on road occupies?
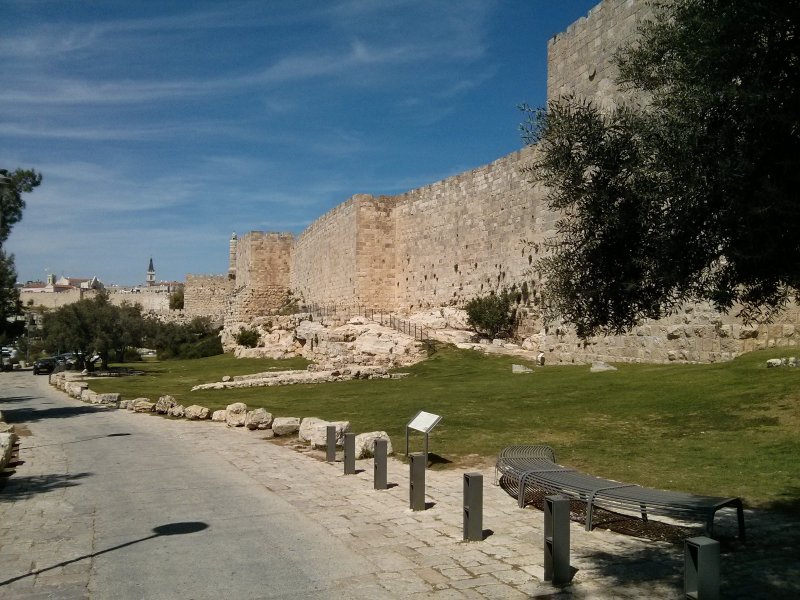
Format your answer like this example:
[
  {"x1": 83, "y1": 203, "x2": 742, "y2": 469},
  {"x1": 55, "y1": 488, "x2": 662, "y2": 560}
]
[
  {"x1": 0, "y1": 471, "x2": 93, "y2": 501},
  {"x1": 0, "y1": 396, "x2": 38, "y2": 404},
  {"x1": 0, "y1": 521, "x2": 209, "y2": 587},
  {"x1": 0, "y1": 404, "x2": 108, "y2": 423}
]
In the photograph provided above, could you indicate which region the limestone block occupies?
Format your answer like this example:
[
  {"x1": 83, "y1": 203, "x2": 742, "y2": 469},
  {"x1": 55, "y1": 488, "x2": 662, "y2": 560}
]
[
  {"x1": 168, "y1": 405, "x2": 186, "y2": 418},
  {"x1": 590, "y1": 361, "x2": 617, "y2": 372},
  {"x1": 245, "y1": 408, "x2": 273, "y2": 430},
  {"x1": 119, "y1": 400, "x2": 130, "y2": 409},
  {"x1": 310, "y1": 421, "x2": 351, "y2": 449},
  {"x1": 95, "y1": 393, "x2": 121, "y2": 406},
  {"x1": 127, "y1": 398, "x2": 155, "y2": 410},
  {"x1": 1, "y1": 432, "x2": 18, "y2": 470},
  {"x1": 272, "y1": 417, "x2": 301, "y2": 436},
  {"x1": 185, "y1": 405, "x2": 210, "y2": 420},
  {"x1": 442, "y1": 307, "x2": 470, "y2": 329},
  {"x1": 354, "y1": 431, "x2": 392, "y2": 459},
  {"x1": 298, "y1": 417, "x2": 328, "y2": 443},
  {"x1": 295, "y1": 320, "x2": 326, "y2": 341},
  {"x1": 512, "y1": 364, "x2": 533, "y2": 374},
  {"x1": 155, "y1": 395, "x2": 177, "y2": 414},
  {"x1": 211, "y1": 410, "x2": 226, "y2": 422},
  {"x1": 132, "y1": 398, "x2": 155, "y2": 412},
  {"x1": 0, "y1": 422, "x2": 14, "y2": 433},
  {"x1": 225, "y1": 402, "x2": 248, "y2": 427},
  {"x1": 80, "y1": 389, "x2": 98, "y2": 403}
]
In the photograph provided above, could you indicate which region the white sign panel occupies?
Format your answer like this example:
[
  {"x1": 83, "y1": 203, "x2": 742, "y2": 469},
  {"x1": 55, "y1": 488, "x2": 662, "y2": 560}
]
[{"x1": 408, "y1": 411, "x2": 442, "y2": 433}]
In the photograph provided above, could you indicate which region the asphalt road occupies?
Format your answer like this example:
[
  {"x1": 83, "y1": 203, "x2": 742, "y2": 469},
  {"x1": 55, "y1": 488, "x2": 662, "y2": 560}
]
[{"x1": 0, "y1": 370, "x2": 378, "y2": 599}]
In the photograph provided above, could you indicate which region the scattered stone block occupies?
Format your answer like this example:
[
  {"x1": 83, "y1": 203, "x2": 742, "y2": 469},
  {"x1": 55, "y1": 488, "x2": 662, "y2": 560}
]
[
  {"x1": 0, "y1": 422, "x2": 14, "y2": 434},
  {"x1": 155, "y1": 395, "x2": 177, "y2": 414},
  {"x1": 225, "y1": 402, "x2": 248, "y2": 427},
  {"x1": 0, "y1": 432, "x2": 17, "y2": 470},
  {"x1": 211, "y1": 410, "x2": 226, "y2": 422},
  {"x1": 185, "y1": 405, "x2": 210, "y2": 420},
  {"x1": 132, "y1": 398, "x2": 155, "y2": 412},
  {"x1": 245, "y1": 408, "x2": 273, "y2": 430},
  {"x1": 168, "y1": 405, "x2": 185, "y2": 418},
  {"x1": 512, "y1": 364, "x2": 533, "y2": 374},
  {"x1": 298, "y1": 417, "x2": 327, "y2": 442},
  {"x1": 271, "y1": 417, "x2": 300, "y2": 436},
  {"x1": 590, "y1": 361, "x2": 617, "y2": 372},
  {"x1": 354, "y1": 431, "x2": 392, "y2": 459},
  {"x1": 310, "y1": 421, "x2": 351, "y2": 449},
  {"x1": 95, "y1": 393, "x2": 121, "y2": 406}
]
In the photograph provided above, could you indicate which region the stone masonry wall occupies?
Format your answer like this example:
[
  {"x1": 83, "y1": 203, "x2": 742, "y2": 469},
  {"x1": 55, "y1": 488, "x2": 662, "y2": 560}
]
[
  {"x1": 392, "y1": 147, "x2": 552, "y2": 312},
  {"x1": 184, "y1": 275, "x2": 232, "y2": 322},
  {"x1": 547, "y1": 0, "x2": 653, "y2": 108},
  {"x1": 290, "y1": 198, "x2": 359, "y2": 306},
  {"x1": 221, "y1": 0, "x2": 799, "y2": 363}
]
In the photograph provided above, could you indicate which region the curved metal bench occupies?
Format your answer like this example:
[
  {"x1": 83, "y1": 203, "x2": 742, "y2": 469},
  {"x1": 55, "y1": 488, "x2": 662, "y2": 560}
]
[{"x1": 496, "y1": 445, "x2": 745, "y2": 540}]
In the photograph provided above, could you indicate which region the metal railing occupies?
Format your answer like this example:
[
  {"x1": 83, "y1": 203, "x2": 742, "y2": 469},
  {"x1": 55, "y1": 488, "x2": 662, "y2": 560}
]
[{"x1": 301, "y1": 303, "x2": 430, "y2": 342}]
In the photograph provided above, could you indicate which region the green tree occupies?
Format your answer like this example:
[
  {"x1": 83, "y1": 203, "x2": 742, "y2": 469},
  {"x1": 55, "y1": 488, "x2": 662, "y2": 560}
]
[
  {"x1": 465, "y1": 291, "x2": 516, "y2": 338},
  {"x1": 169, "y1": 287, "x2": 184, "y2": 310},
  {"x1": 42, "y1": 294, "x2": 147, "y2": 370},
  {"x1": 0, "y1": 168, "x2": 43, "y2": 337},
  {"x1": 523, "y1": 0, "x2": 800, "y2": 337}
]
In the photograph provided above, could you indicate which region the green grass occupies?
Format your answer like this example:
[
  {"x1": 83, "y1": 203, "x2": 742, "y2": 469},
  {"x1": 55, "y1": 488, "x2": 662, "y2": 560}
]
[{"x1": 88, "y1": 347, "x2": 800, "y2": 508}]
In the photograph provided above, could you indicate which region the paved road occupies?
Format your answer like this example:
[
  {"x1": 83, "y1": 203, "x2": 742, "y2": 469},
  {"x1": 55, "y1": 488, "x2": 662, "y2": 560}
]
[{"x1": 0, "y1": 371, "x2": 381, "y2": 599}]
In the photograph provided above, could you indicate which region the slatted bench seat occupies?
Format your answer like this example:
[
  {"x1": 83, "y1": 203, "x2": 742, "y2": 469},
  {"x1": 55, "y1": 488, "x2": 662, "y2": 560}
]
[{"x1": 495, "y1": 445, "x2": 745, "y2": 540}]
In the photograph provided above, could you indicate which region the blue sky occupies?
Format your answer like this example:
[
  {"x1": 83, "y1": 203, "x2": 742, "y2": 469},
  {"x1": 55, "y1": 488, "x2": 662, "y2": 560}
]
[{"x1": 3, "y1": 0, "x2": 600, "y2": 286}]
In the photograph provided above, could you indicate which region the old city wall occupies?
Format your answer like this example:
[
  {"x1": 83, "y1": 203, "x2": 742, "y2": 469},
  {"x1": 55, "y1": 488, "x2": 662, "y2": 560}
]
[
  {"x1": 218, "y1": 0, "x2": 798, "y2": 362},
  {"x1": 184, "y1": 275, "x2": 232, "y2": 323},
  {"x1": 290, "y1": 198, "x2": 359, "y2": 306},
  {"x1": 391, "y1": 147, "x2": 552, "y2": 312},
  {"x1": 547, "y1": 0, "x2": 652, "y2": 107},
  {"x1": 20, "y1": 289, "x2": 87, "y2": 310},
  {"x1": 226, "y1": 232, "x2": 294, "y2": 322}
]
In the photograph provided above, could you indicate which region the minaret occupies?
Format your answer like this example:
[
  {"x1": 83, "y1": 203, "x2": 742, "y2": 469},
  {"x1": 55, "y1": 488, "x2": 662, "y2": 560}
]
[{"x1": 147, "y1": 257, "x2": 156, "y2": 287}]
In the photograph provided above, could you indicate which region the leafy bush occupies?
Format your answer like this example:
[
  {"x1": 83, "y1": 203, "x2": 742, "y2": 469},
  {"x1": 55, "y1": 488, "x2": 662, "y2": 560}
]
[
  {"x1": 465, "y1": 291, "x2": 516, "y2": 338},
  {"x1": 234, "y1": 327, "x2": 260, "y2": 348},
  {"x1": 152, "y1": 317, "x2": 223, "y2": 360},
  {"x1": 169, "y1": 288, "x2": 184, "y2": 310}
]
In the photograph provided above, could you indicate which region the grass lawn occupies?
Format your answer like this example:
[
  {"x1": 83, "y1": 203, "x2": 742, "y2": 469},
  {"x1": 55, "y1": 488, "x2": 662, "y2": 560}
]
[{"x1": 88, "y1": 346, "x2": 800, "y2": 508}]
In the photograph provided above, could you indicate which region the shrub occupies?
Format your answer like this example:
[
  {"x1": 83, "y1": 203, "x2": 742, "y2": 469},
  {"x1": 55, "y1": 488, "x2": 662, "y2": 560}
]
[
  {"x1": 465, "y1": 291, "x2": 516, "y2": 338},
  {"x1": 169, "y1": 288, "x2": 184, "y2": 310},
  {"x1": 235, "y1": 327, "x2": 260, "y2": 348}
]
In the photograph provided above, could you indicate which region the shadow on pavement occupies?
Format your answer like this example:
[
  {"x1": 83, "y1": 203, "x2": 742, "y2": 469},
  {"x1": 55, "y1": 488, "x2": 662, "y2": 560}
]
[
  {"x1": 0, "y1": 521, "x2": 210, "y2": 587},
  {"x1": 22, "y1": 432, "x2": 132, "y2": 449},
  {"x1": 0, "y1": 404, "x2": 107, "y2": 423},
  {"x1": 0, "y1": 396, "x2": 39, "y2": 404},
  {"x1": 0, "y1": 471, "x2": 93, "y2": 501}
]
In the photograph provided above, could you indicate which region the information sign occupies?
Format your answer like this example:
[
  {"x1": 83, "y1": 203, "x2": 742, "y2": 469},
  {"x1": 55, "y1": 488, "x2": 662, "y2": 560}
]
[{"x1": 405, "y1": 410, "x2": 443, "y2": 460}]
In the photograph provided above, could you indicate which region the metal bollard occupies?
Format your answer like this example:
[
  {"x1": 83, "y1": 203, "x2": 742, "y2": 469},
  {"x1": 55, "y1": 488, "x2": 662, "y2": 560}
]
[
  {"x1": 374, "y1": 438, "x2": 388, "y2": 490},
  {"x1": 343, "y1": 432, "x2": 356, "y2": 475},
  {"x1": 409, "y1": 452, "x2": 426, "y2": 511},
  {"x1": 463, "y1": 473, "x2": 483, "y2": 541},
  {"x1": 326, "y1": 425, "x2": 336, "y2": 463},
  {"x1": 685, "y1": 537, "x2": 720, "y2": 600},
  {"x1": 544, "y1": 495, "x2": 571, "y2": 585}
]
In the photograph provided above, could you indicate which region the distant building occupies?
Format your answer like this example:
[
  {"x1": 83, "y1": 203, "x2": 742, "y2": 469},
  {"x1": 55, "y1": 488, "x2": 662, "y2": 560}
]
[{"x1": 146, "y1": 258, "x2": 156, "y2": 287}]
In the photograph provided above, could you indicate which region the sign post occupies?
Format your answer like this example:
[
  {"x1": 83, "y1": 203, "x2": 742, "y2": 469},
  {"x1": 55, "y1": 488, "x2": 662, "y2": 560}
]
[{"x1": 405, "y1": 410, "x2": 442, "y2": 466}]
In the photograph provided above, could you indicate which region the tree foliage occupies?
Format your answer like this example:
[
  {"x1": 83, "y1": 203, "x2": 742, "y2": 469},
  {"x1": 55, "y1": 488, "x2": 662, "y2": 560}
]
[
  {"x1": 465, "y1": 291, "x2": 516, "y2": 338},
  {"x1": 0, "y1": 168, "x2": 43, "y2": 337},
  {"x1": 150, "y1": 316, "x2": 222, "y2": 360},
  {"x1": 522, "y1": 0, "x2": 800, "y2": 337},
  {"x1": 169, "y1": 287, "x2": 184, "y2": 310},
  {"x1": 42, "y1": 293, "x2": 147, "y2": 370}
]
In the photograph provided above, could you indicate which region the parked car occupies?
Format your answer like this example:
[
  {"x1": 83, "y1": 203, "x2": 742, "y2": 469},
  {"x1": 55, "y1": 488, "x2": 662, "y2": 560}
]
[
  {"x1": 32, "y1": 356, "x2": 57, "y2": 375},
  {"x1": 1, "y1": 347, "x2": 14, "y2": 372}
]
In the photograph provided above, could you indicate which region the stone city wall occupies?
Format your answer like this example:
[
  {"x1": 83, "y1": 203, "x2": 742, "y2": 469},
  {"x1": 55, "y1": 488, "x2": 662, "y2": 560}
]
[
  {"x1": 290, "y1": 198, "x2": 360, "y2": 306},
  {"x1": 547, "y1": 0, "x2": 652, "y2": 108},
  {"x1": 19, "y1": 289, "x2": 87, "y2": 310},
  {"x1": 215, "y1": 0, "x2": 799, "y2": 363},
  {"x1": 20, "y1": 288, "x2": 172, "y2": 314},
  {"x1": 184, "y1": 275, "x2": 232, "y2": 323},
  {"x1": 392, "y1": 147, "x2": 552, "y2": 312}
]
